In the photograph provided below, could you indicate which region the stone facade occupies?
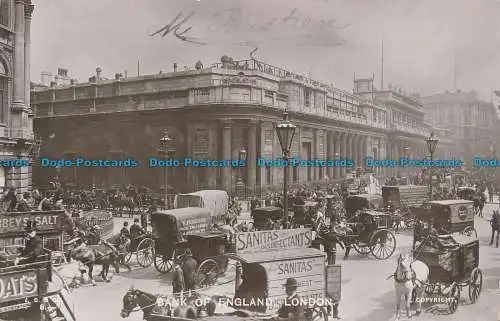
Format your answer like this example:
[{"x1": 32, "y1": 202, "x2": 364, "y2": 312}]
[
  {"x1": 421, "y1": 91, "x2": 498, "y2": 166},
  {"x1": 32, "y1": 59, "x2": 453, "y2": 194},
  {"x1": 0, "y1": 0, "x2": 35, "y2": 192}
]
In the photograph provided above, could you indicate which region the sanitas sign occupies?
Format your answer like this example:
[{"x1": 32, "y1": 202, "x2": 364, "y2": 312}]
[
  {"x1": 0, "y1": 270, "x2": 38, "y2": 303},
  {"x1": 235, "y1": 228, "x2": 313, "y2": 254},
  {"x1": 0, "y1": 213, "x2": 61, "y2": 234}
]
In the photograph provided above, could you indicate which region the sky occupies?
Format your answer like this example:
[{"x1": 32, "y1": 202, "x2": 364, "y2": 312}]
[{"x1": 31, "y1": 0, "x2": 500, "y2": 100}]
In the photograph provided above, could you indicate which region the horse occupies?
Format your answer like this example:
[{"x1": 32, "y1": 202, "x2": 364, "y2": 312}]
[
  {"x1": 121, "y1": 287, "x2": 216, "y2": 320},
  {"x1": 490, "y1": 209, "x2": 500, "y2": 247},
  {"x1": 69, "y1": 242, "x2": 126, "y2": 282},
  {"x1": 391, "y1": 253, "x2": 429, "y2": 319}
]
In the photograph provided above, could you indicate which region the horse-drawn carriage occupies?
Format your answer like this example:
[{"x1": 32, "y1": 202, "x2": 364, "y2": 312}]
[
  {"x1": 251, "y1": 206, "x2": 283, "y2": 231},
  {"x1": 412, "y1": 200, "x2": 476, "y2": 249},
  {"x1": 382, "y1": 185, "x2": 428, "y2": 209},
  {"x1": 345, "y1": 194, "x2": 383, "y2": 217},
  {"x1": 345, "y1": 210, "x2": 396, "y2": 260},
  {"x1": 457, "y1": 186, "x2": 476, "y2": 201},
  {"x1": 413, "y1": 233, "x2": 483, "y2": 314},
  {"x1": 107, "y1": 232, "x2": 155, "y2": 268},
  {"x1": 151, "y1": 207, "x2": 231, "y2": 281}
]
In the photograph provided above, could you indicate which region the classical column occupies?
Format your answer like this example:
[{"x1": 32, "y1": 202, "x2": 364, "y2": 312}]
[
  {"x1": 358, "y1": 136, "x2": 366, "y2": 167},
  {"x1": 221, "y1": 121, "x2": 232, "y2": 192},
  {"x1": 24, "y1": 4, "x2": 34, "y2": 109},
  {"x1": 13, "y1": 0, "x2": 25, "y2": 109},
  {"x1": 351, "y1": 135, "x2": 357, "y2": 169},
  {"x1": 346, "y1": 134, "x2": 353, "y2": 172},
  {"x1": 334, "y1": 132, "x2": 340, "y2": 179},
  {"x1": 340, "y1": 132, "x2": 347, "y2": 177},
  {"x1": 326, "y1": 131, "x2": 334, "y2": 179},
  {"x1": 247, "y1": 121, "x2": 257, "y2": 192}
]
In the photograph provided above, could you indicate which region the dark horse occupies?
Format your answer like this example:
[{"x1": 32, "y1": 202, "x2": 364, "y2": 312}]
[
  {"x1": 70, "y1": 242, "x2": 130, "y2": 282},
  {"x1": 121, "y1": 287, "x2": 217, "y2": 320},
  {"x1": 491, "y1": 209, "x2": 500, "y2": 247}
]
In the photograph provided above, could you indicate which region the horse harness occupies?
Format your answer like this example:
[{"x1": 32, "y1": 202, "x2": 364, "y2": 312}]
[{"x1": 393, "y1": 261, "x2": 424, "y2": 288}]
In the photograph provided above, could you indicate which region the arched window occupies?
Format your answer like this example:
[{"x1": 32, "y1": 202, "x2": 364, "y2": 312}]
[
  {"x1": 0, "y1": 0, "x2": 9, "y2": 27},
  {"x1": 0, "y1": 61, "x2": 6, "y2": 123}
]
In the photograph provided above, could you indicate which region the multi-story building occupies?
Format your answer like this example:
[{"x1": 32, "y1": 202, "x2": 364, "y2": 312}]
[
  {"x1": 0, "y1": 0, "x2": 35, "y2": 191},
  {"x1": 32, "y1": 58, "x2": 449, "y2": 193},
  {"x1": 421, "y1": 90, "x2": 498, "y2": 165}
]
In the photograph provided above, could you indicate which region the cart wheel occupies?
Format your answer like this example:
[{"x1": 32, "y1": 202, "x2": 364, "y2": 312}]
[
  {"x1": 468, "y1": 268, "x2": 483, "y2": 303},
  {"x1": 369, "y1": 230, "x2": 396, "y2": 260},
  {"x1": 136, "y1": 238, "x2": 155, "y2": 267},
  {"x1": 196, "y1": 259, "x2": 218, "y2": 288},
  {"x1": 353, "y1": 243, "x2": 370, "y2": 255},
  {"x1": 305, "y1": 304, "x2": 328, "y2": 321},
  {"x1": 447, "y1": 283, "x2": 460, "y2": 314},
  {"x1": 154, "y1": 254, "x2": 173, "y2": 273},
  {"x1": 461, "y1": 226, "x2": 477, "y2": 238}
]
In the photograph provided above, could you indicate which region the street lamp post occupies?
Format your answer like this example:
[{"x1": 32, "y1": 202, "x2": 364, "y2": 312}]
[
  {"x1": 425, "y1": 133, "x2": 439, "y2": 200},
  {"x1": 160, "y1": 130, "x2": 171, "y2": 209},
  {"x1": 276, "y1": 110, "x2": 296, "y2": 227}
]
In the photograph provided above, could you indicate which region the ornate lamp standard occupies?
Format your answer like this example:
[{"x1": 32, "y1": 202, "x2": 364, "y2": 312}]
[
  {"x1": 235, "y1": 147, "x2": 247, "y2": 196},
  {"x1": 276, "y1": 110, "x2": 296, "y2": 227},
  {"x1": 160, "y1": 130, "x2": 171, "y2": 209},
  {"x1": 425, "y1": 133, "x2": 439, "y2": 200}
]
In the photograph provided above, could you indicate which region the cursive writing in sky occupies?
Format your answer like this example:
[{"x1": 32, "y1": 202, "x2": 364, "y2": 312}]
[{"x1": 150, "y1": 8, "x2": 349, "y2": 46}]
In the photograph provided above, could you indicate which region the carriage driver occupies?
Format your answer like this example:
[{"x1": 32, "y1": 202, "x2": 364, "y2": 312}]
[
  {"x1": 130, "y1": 219, "x2": 145, "y2": 238},
  {"x1": 275, "y1": 278, "x2": 304, "y2": 321},
  {"x1": 15, "y1": 221, "x2": 43, "y2": 265}
]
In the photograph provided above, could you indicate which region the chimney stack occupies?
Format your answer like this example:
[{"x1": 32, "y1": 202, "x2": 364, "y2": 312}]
[
  {"x1": 89, "y1": 76, "x2": 96, "y2": 83},
  {"x1": 96, "y1": 67, "x2": 102, "y2": 81}
]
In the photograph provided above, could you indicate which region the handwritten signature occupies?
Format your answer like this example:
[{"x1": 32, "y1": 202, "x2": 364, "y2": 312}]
[
  {"x1": 150, "y1": 8, "x2": 349, "y2": 45},
  {"x1": 150, "y1": 11, "x2": 207, "y2": 45}
]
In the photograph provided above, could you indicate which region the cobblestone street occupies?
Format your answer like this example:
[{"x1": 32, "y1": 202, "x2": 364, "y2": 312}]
[{"x1": 62, "y1": 201, "x2": 500, "y2": 321}]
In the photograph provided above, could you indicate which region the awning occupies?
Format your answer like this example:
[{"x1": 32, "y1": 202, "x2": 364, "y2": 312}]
[{"x1": 227, "y1": 248, "x2": 324, "y2": 264}]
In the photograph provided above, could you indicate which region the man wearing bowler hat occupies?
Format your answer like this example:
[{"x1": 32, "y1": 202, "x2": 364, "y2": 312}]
[
  {"x1": 276, "y1": 278, "x2": 304, "y2": 321},
  {"x1": 16, "y1": 221, "x2": 43, "y2": 265}
]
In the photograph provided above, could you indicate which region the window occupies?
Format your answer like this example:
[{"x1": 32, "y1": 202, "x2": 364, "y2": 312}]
[
  {"x1": 304, "y1": 89, "x2": 311, "y2": 107},
  {"x1": 0, "y1": 62, "x2": 6, "y2": 123},
  {"x1": 464, "y1": 108, "x2": 472, "y2": 124},
  {"x1": 264, "y1": 90, "x2": 273, "y2": 99},
  {"x1": 195, "y1": 88, "x2": 209, "y2": 96},
  {"x1": 0, "y1": 0, "x2": 9, "y2": 27}
]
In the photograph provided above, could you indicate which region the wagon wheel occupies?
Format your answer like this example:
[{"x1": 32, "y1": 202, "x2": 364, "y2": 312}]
[
  {"x1": 196, "y1": 259, "x2": 219, "y2": 288},
  {"x1": 468, "y1": 268, "x2": 483, "y2": 303},
  {"x1": 154, "y1": 254, "x2": 173, "y2": 273},
  {"x1": 447, "y1": 283, "x2": 460, "y2": 314},
  {"x1": 461, "y1": 226, "x2": 477, "y2": 238},
  {"x1": 136, "y1": 238, "x2": 155, "y2": 267},
  {"x1": 305, "y1": 303, "x2": 328, "y2": 321},
  {"x1": 369, "y1": 230, "x2": 396, "y2": 260},
  {"x1": 353, "y1": 243, "x2": 370, "y2": 255}
]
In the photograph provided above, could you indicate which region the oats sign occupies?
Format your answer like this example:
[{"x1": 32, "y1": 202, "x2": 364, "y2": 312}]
[{"x1": 235, "y1": 228, "x2": 313, "y2": 254}]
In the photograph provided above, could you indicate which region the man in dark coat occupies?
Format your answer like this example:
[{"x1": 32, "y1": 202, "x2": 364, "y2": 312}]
[
  {"x1": 181, "y1": 250, "x2": 198, "y2": 291},
  {"x1": 120, "y1": 222, "x2": 130, "y2": 238},
  {"x1": 16, "y1": 193, "x2": 31, "y2": 212},
  {"x1": 277, "y1": 278, "x2": 304, "y2": 321},
  {"x1": 18, "y1": 221, "x2": 44, "y2": 264},
  {"x1": 3, "y1": 186, "x2": 17, "y2": 212},
  {"x1": 129, "y1": 219, "x2": 144, "y2": 238}
]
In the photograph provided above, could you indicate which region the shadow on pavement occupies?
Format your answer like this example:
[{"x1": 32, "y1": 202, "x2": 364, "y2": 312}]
[{"x1": 119, "y1": 266, "x2": 167, "y2": 281}]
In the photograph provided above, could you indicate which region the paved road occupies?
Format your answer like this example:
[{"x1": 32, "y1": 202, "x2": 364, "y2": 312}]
[{"x1": 63, "y1": 202, "x2": 500, "y2": 321}]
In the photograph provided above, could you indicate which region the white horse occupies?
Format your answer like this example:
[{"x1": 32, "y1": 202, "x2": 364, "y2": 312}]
[{"x1": 392, "y1": 253, "x2": 429, "y2": 319}]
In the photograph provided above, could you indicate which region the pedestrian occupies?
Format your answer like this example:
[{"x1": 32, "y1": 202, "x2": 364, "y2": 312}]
[
  {"x1": 172, "y1": 264, "x2": 185, "y2": 294},
  {"x1": 16, "y1": 192, "x2": 31, "y2": 212},
  {"x1": 16, "y1": 221, "x2": 43, "y2": 265},
  {"x1": 181, "y1": 249, "x2": 198, "y2": 291},
  {"x1": 276, "y1": 278, "x2": 304, "y2": 321}
]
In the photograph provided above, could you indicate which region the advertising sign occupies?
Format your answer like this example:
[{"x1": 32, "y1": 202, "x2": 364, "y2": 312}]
[
  {"x1": 261, "y1": 255, "x2": 325, "y2": 312},
  {"x1": 235, "y1": 228, "x2": 313, "y2": 254},
  {"x1": 0, "y1": 212, "x2": 62, "y2": 234},
  {"x1": 0, "y1": 270, "x2": 38, "y2": 303}
]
